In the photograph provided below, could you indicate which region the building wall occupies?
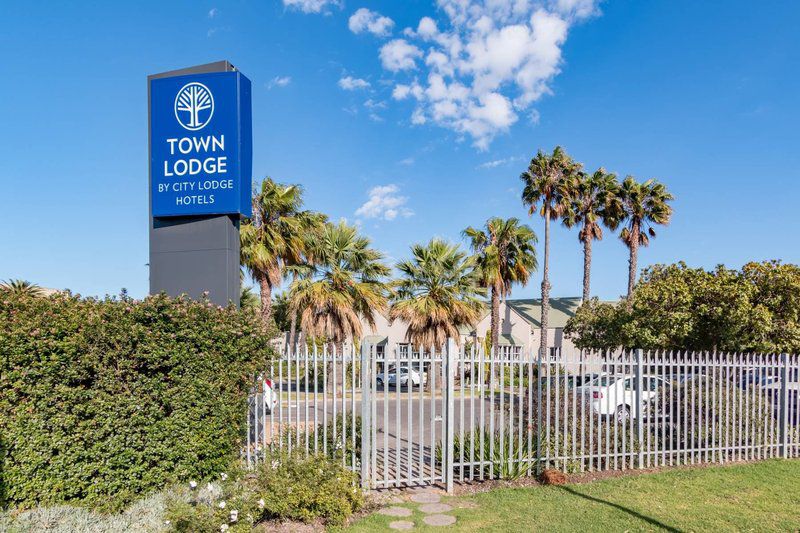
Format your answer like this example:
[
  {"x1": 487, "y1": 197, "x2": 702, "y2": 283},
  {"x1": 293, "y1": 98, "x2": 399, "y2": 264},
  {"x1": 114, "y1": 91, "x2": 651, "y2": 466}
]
[{"x1": 359, "y1": 301, "x2": 577, "y2": 356}]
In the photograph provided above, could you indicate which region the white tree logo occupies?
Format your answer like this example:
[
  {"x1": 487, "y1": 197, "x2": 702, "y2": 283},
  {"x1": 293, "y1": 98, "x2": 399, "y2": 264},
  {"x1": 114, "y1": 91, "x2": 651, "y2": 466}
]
[{"x1": 174, "y1": 82, "x2": 214, "y2": 131}]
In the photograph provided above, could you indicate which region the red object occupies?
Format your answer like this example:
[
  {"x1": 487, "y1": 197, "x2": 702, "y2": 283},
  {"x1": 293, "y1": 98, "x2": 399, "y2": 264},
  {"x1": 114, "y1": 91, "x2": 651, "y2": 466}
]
[
  {"x1": 592, "y1": 391, "x2": 603, "y2": 399},
  {"x1": 264, "y1": 379, "x2": 273, "y2": 389}
]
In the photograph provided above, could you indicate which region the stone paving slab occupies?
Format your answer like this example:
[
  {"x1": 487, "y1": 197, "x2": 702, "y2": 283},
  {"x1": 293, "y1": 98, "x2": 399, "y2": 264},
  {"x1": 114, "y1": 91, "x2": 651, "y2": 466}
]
[
  {"x1": 409, "y1": 492, "x2": 441, "y2": 504},
  {"x1": 419, "y1": 503, "x2": 453, "y2": 514},
  {"x1": 389, "y1": 520, "x2": 415, "y2": 530},
  {"x1": 379, "y1": 506, "x2": 413, "y2": 517},
  {"x1": 423, "y1": 514, "x2": 457, "y2": 526}
]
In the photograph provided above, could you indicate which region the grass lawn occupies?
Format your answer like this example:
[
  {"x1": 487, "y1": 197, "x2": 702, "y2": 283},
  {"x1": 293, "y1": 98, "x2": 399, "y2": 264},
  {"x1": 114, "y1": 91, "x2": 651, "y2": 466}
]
[{"x1": 345, "y1": 460, "x2": 800, "y2": 532}]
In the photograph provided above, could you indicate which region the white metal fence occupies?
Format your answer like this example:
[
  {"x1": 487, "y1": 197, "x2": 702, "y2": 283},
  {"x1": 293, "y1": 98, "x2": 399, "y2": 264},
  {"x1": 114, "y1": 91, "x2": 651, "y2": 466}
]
[{"x1": 244, "y1": 343, "x2": 800, "y2": 491}]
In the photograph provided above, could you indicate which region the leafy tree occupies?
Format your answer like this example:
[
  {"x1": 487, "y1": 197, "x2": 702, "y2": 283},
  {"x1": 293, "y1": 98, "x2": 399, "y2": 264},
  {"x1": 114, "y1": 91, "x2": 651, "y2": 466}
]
[
  {"x1": 271, "y1": 292, "x2": 292, "y2": 332},
  {"x1": 463, "y1": 217, "x2": 537, "y2": 353},
  {"x1": 563, "y1": 297, "x2": 631, "y2": 351},
  {"x1": 288, "y1": 220, "x2": 390, "y2": 349},
  {"x1": 618, "y1": 177, "x2": 674, "y2": 298},
  {"x1": 741, "y1": 260, "x2": 800, "y2": 352},
  {"x1": 240, "y1": 178, "x2": 322, "y2": 326},
  {"x1": 0, "y1": 279, "x2": 44, "y2": 297},
  {"x1": 562, "y1": 169, "x2": 621, "y2": 301},
  {"x1": 564, "y1": 262, "x2": 792, "y2": 353},
  {"x1": 390, "y1": 238, "x2": 486, "y2": 351},
  {"x1": 521, "y1": 146, "x2": 581, "y2": 358}
]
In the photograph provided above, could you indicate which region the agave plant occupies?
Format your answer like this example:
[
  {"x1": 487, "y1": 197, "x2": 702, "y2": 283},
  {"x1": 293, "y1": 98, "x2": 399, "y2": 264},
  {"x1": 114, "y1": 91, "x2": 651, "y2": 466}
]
[{"x1": 0, "y1": 279, "x2": 44, "y2": 297}]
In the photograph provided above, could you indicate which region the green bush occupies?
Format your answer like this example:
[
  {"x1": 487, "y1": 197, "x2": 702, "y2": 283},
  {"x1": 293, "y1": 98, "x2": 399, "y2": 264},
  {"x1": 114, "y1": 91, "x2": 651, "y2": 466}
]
[
  {"x1": 270, "y1": 414, "x2": 363, "y2": 468},
  {"x1": 165, "y1": 453, "x2": 362, "y2": 530},
  {"x1": 255, "y1": 451, "x2": 362, "y2": 526},
  {"x1": 0, "y1": 292, "x2": 274, "y2": 512}
]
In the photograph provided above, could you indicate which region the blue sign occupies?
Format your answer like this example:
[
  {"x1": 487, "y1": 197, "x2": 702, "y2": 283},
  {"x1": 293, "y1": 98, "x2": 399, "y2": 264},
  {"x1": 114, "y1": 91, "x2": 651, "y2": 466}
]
[{"x1": 150, "y1": 71, "x2": 252, "y2": 218}]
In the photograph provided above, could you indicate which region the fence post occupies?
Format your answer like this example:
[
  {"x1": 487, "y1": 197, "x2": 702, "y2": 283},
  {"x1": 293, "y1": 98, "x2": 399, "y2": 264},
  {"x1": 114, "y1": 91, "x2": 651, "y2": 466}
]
[
  {"x1": 535, "y1": 345, "x2": 542, "y2": 475},
  {"x1": 635, "y1": 349, "x2": 644, "y2": 468},
  {"x1": 444, "y1": 338, "x2": 456, "y2": 493},
  {"x1": 360, "y1": 342, "x2": 372, "y2": 490},
  {"x1": 780, "y1": 353, "x2": 789, "y2": 458}
]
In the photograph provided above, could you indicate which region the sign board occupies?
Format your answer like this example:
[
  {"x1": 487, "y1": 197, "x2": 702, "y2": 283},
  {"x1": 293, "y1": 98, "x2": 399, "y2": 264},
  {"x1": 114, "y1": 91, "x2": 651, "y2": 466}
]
[{"x1": 150, "y1": 71, "x2": 252, "y2": 218}]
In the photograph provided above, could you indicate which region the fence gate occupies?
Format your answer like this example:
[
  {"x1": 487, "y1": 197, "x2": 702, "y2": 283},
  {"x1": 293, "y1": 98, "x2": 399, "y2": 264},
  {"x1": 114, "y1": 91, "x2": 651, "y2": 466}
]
[{"x1": 359, "y1": 340, "x2": 458, "y2": 490}]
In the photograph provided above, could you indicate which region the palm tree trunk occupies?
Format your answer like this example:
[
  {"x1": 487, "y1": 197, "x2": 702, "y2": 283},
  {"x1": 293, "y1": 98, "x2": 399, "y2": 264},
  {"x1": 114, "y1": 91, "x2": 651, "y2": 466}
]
[
  {"x1": 288, "y1": 312, "x2": 298, "y2": 350},
  {"x1": 627, "y1": 222, "x2": 640, "y2": 299},
  {"x1": 258, "y1": 273, "x2": 272, "y2": 328},
  {"x1": 582, "y1": 237, "x2": 592, "y2": 302},
  {"x1": 540, "y1": 206, "x2": 551, "y2": 362},
  {"x1": 326, "y1": 341, "x2": 345, "y2": 396},
  {"x1": 491, "y1": 282, "x2": 501, "y2": 377},
  {"x1": 490, "y1": 282, "x2": 500, "y2": 354}
]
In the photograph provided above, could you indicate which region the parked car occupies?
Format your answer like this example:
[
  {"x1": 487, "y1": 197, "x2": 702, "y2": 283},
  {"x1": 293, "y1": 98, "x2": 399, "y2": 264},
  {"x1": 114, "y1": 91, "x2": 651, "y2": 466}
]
[
  {"x1": 585, "y1": 374, "x2": 671, "y2": 422},
  {"x1": 376, "y1": 366, "x2": 426, "y2": 388}
]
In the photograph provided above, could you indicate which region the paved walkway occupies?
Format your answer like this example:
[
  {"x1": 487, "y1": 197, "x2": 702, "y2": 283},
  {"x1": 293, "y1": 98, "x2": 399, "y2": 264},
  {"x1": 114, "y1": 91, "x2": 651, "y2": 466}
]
[{"x1": 376, "y1": 488, "x2": 458, "y2": 529}]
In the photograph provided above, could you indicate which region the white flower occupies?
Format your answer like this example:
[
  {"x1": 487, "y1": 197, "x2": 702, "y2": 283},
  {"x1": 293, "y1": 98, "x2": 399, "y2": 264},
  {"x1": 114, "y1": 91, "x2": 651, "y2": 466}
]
[
  {"x1": 219, "y1": 501, "x2": 226, "y2": 509},
  {"x1": 230, "y1": 510, "x2": 239, "y2": 522},
  {"x1": 164, "y1": 520, "x2": 171, "y2": 525},
  {"x1": 257, "y1": 498, "x2": 265, "y2": 509},
  {"x1": 207, "y1": 482, "x2": 215, "y2": 492},
  {"x1": 271, "y1": 460, "x2": 280, "y2": 470},
  {"x1": 220, "y1": 472, "x2": 228, "y2": 481},
  {"x1": 189, "y1": 480, "x2": 197, "y2": 489},
  {"x1": 220, "y1": 525, "x2": 229, "y2": 532}
]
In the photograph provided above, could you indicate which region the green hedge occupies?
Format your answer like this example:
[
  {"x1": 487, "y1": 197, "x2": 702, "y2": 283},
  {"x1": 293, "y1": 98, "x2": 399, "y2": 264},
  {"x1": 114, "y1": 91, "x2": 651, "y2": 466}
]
[{"x1": 0, "y1": 292, "x2": 274, "y2": 511}]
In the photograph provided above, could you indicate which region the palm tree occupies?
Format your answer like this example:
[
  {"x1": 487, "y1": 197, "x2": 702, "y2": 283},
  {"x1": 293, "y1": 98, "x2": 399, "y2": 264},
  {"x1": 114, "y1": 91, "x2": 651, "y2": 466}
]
[
  {"x1": 0, "y1": 279, "x2": 44, "y2": 297},
  {"x1": 240, "y1": 178, "x2": 321, "y2": 326},
  {"x1": 463, "y1": 218, "x2": 537, "y2": 355},
  {"x1": 390, "y1": 238, "x2": 486, "y2": 351},
  {"x1": 520, "y1": 146, "x2": 581, "y2": 359},
  {"x1": 240, "y1": 285, "x2": 260, "y2": 314},
  {"x1": 562, "y1": 169, "x2": 622, "y2": 301},
  {"x1": 618, "y1": 176, "x2": 674, "y2": 298},
  {"x1": 284, "y1": 211, "x2": 328, "y2": 350},
  {"x1": 288, "y1": 220, "x2": 390, "y2": 351}
]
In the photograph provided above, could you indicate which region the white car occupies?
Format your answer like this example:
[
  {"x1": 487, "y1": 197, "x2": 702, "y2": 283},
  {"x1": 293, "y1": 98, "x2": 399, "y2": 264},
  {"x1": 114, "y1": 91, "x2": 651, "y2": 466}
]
[
  {"x1": 585, "y1": 374, "x2": 670, "y2": 422},
  {"x1": 376, "y1": 366, "x2": 426, "y2": 388}
]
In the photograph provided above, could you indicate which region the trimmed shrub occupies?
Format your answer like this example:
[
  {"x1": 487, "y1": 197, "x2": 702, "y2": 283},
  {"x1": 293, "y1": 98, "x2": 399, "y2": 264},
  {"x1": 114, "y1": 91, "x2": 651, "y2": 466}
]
[{"x1": 0, "y1": 292, "x2": 274, "y2": 511}]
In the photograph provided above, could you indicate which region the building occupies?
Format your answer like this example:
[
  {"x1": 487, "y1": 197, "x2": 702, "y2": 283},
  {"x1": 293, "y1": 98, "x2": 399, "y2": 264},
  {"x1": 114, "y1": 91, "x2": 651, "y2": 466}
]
[{"x1": 361, "y1": 297, "x2": 583, "y2": 360}]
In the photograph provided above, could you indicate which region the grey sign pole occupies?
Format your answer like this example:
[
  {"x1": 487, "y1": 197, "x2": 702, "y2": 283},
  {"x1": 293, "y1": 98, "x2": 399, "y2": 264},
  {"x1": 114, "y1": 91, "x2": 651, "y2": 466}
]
[{"x1": 148, "y1": 60, "x2": 242, "y2": 307}]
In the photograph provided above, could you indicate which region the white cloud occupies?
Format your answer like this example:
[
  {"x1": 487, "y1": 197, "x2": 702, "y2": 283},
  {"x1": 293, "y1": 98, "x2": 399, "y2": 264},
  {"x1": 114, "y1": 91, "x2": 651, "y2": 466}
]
[
  {"x1": 355, "y1": 184, "x2": 414, "y2": 221},
  {"x1": 267, "y1": 76, "x2": 292, "y2": 89},
  {"x1": 348, "y1": 8, "x2": 395, "y2": 37},
  {"x1": 283, "y1": 0, "x2": 341, "y2": 14},
  {"x1": 379, "y1": 39, "x2": 423, "y2": 72},
  {"x1": 208, "y1": 7, "x2": 219, "y2": 18},
  {"x1": 399, "y1": 157, "x2": 415, "y2": 166},
  {"x1": 478, "y1": 156, "x2": 520, "y2": 169},
  {"x1": 366, "y1": 0, "x2": 602, "y2": 149},
  {"x1": 338, "y1": 76, "x2": 371, "y2": 90}
]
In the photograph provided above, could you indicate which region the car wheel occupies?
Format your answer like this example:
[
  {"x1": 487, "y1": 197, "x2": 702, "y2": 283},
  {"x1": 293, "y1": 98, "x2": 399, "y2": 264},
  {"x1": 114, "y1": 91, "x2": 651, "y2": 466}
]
[{"x1": 615, "y1": 405, "x2": 632, "y2": 423}]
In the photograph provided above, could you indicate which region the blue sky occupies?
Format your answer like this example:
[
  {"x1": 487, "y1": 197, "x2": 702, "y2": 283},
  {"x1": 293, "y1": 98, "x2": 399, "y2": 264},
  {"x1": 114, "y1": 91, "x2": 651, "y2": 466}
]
[{"x1": 1, "y1": 0, "x2": 798, "y2": 301}]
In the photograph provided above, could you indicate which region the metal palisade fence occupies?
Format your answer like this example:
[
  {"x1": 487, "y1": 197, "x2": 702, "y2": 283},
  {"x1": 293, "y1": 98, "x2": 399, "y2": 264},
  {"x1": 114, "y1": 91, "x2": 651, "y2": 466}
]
[{"x1": 244, "y1": 342, "x2": 800, "y2": 491}]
